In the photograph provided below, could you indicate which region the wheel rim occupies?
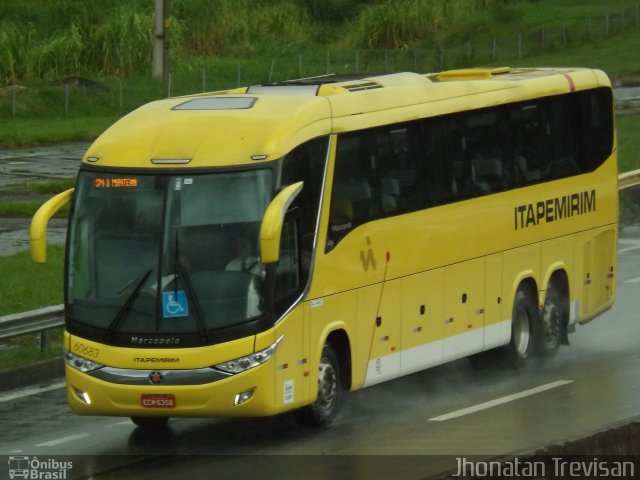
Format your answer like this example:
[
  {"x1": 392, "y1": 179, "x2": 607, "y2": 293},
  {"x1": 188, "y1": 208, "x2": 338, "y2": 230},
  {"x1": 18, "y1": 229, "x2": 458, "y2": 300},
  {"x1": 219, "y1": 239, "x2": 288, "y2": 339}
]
[
  {"x1": 542, "y1": 302, "x2": 561, "y2": 349},
  {"x1": 316, "y1": 358, "x2": 337, "y2": 414},
  {"x1": 513, "y1": 306, "x2": 531, "y2": 355}
]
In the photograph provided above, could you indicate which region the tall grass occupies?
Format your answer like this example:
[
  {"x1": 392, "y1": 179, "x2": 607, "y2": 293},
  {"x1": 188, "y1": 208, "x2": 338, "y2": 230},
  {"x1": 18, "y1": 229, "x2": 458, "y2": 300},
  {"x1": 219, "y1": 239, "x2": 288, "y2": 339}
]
[
  {"x1": 171, "y1": 0, "x2": 311, "y2": 56},
  {"x1": 29, "y1": 24, "x2": 84, "y2": 80},
  {"x1": 344, "y1": 0, "x2": 506, "y2": 48},
  {"x1": 172, "y1": 0, "x2": 251, "y2": 56},
  {"x1": 0, "y1": 1, "x2": 153, "y2": 82},
  {"x1": 86, "y1": 4, "x2": 153, "y2": 77},
  {"x1": 0, "y1": 22, "x2": 36, "y2": 84}
]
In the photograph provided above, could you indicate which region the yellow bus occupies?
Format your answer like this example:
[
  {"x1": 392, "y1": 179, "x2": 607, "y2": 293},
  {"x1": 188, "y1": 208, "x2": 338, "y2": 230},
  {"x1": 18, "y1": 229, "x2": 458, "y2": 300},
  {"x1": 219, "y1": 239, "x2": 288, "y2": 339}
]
[{"x1": 32, "y1": 67, "x2": 617, "y2": 428}]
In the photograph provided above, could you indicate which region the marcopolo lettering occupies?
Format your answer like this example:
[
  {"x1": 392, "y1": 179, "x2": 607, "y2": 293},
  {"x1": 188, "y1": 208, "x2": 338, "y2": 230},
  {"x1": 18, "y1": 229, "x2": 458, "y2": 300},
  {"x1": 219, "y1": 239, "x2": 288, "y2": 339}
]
[
  {"x1": 514, "y1": 190, "x2": 596, "y2": 230},
  {"x1": 130, "y1": 336, "x2": 181, "y2": 346}
]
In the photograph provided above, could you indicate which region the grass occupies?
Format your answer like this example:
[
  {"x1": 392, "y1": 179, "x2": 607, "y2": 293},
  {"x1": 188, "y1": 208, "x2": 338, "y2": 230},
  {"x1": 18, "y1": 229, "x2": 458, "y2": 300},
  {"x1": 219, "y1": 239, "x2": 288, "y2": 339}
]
[
  {"x1": 616, "y1": 114, "x2": 640, "y2": 172},
  {"x1": 14, "y1": 178, "x2": 76, "y2": 194},
  {"x1": 0, "y1": 115, "x2": 118, "y2": 147},
  {"x1": 0, "y1": 200, "x2": 70, "y2": 217},
  {"x1": 0, "y1": 328, "x2": 63, "y2": 371},
  {"x1": 0, "y1": 2, "x2": 639, "y2": 124},
  {"x1": 0, "y1": 246, "x2": 64, "y2": 316},
  {"x1": 0, "y1": 243, "x2": 65, "y2": 371}
]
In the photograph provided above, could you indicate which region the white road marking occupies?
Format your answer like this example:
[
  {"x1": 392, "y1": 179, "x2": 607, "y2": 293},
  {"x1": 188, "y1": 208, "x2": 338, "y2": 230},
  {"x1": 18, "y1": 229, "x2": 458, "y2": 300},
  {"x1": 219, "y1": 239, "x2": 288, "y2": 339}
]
[
  {"x1": 0, "y1": 382, "x2": 65, "y2": 404},
  {"x1": 104, "y1": 420, "x2": 132, "y2": 429},
  {"x1": 36, "y1": 433, "x2": 90, "y2": 447},
  {"x1": 624, "y1": 276, "x2": 640, "y2": 283},
  {"x1": 618, "y1": 239, "x2": 640, "y2": 253},
  {"x1": 618, "y1": 245, "x2": 640, "y2": 254},
  {"x1": 428, "y1": 380, "x2": 574, "y2": 422}
]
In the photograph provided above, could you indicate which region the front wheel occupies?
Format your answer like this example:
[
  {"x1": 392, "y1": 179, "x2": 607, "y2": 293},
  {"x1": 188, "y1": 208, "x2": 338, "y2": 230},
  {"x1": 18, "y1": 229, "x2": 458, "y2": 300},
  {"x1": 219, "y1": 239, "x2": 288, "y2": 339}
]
[
  {"x1": 130, "y1": 417, "x2": 169, "y2": 429},
  {"x1": 296, "y1": 344, "x2": 341, "y2": 427}
]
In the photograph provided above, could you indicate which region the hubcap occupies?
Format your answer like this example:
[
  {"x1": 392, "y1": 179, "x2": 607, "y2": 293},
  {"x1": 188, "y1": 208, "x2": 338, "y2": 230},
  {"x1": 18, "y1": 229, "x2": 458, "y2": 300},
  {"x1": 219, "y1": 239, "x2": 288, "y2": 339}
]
[
  {"x1": 316, "y1": 359, "x2": 337, "y2": 414},
  {"x1": 513, "y1": 307, "x2": 531, "y2": 355},
  {"x1": 542, "y1": 303, "x2": 560, "y2": 348}
]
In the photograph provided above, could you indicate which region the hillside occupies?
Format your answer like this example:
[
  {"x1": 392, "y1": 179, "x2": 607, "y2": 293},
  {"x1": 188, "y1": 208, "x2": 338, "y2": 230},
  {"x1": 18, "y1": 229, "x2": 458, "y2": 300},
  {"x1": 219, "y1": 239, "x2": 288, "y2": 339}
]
[
  {"x1": 1, "y1": 0, "x2": 640, "y2": 157},
  {"x1": 2, "y1": 0, "x2": 640, "y2": 84}
]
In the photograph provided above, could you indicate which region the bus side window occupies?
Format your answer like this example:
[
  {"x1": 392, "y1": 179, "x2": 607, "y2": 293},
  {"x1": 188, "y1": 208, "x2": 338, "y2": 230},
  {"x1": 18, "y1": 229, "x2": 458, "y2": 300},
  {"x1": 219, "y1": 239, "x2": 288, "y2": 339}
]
[
  {"x1": 327, "y1": 134, "x2": 373, "y2": 250},
  {"x1": 580, "y1": 88, "x2": 614, "y2": 172},
  {"x1": 281, "y1": 136, "x2": 329, "y2": 283},
  {"x1": 274, "y1": 217, "x2": 301, "y2": 316}
]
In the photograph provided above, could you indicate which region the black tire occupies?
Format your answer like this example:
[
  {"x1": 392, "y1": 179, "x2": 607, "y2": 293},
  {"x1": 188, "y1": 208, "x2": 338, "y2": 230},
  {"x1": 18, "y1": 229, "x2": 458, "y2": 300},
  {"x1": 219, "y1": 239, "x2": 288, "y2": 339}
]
[
  {"x1": 540, "y1": 286, "x2": 563, "y2": 357},
  {"x1": 506, "y1": 288, "x2": 543, "y2": 369},
  {"x1": 130, "y1": 417, "x2": 170, "y2": 429},
  {"x1": 296, "y1": 344, "x2": 341, "y2": 427}
]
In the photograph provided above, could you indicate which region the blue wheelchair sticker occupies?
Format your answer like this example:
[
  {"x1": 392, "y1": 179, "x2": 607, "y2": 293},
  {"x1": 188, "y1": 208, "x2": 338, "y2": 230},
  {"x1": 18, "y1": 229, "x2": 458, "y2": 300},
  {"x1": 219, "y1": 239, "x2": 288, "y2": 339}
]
[{"x1": 163, "y1": 291, "x2": 189, "y2": 318}]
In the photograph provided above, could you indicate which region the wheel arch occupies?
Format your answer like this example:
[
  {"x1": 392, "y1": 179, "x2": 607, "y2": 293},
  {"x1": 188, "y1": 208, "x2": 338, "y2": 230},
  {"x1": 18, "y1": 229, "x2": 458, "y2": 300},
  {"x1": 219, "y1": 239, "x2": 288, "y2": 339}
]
[
  {"x1": 313, "y1": 324, "x2": 353, "y2": 392},
  {"x1": 324, "y1": 329, "x2": 352, "y2": 391},
  {"x1": 507, "y1": 272, "x2": 539, "y2": 317}
]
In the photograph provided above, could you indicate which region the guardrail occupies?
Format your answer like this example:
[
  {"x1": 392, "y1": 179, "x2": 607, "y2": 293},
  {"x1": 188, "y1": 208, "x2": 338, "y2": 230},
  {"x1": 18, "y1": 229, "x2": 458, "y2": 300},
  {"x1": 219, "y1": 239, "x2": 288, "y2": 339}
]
[
  {"x1": 3, "y1": 169, "x2": 640, "y2": 345},
  {"x1": 618, "y1": 168, "x2": 640, "y2": 190},
  {"x1": 0, "y1": 304, "x2": 64, "y2": 350}
]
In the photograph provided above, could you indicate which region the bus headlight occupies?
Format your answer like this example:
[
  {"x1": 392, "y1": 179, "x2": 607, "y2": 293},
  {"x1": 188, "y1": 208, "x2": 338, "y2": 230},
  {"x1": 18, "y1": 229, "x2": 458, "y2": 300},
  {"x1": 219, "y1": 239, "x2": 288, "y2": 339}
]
[
  {"x1": 214, "y1": 335, "x2": 284, "y2": 374},
  {"x1": 64, "y1": 349, "x2": 105, "y2": 373}
]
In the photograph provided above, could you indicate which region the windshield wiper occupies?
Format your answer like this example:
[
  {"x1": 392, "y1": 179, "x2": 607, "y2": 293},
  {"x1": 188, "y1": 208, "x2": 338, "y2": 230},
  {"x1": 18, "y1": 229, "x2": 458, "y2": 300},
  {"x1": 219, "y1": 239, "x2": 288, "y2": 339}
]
[
  {"x1": 175, "y1": 260, "x2": 210, "y2": 343},
  {"x1": 105, "y1": 269, "x2": 152, "y2": 341},
  {"x1": 173, "y1": 234, "x2": 209, "y2": 343}
]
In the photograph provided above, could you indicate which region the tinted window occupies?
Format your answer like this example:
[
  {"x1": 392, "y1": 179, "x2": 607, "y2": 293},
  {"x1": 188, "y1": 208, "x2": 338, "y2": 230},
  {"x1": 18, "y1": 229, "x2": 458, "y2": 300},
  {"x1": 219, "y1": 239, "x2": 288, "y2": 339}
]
[{"x1": 327, "y1": 88, "x2": 613, "y2": 249}]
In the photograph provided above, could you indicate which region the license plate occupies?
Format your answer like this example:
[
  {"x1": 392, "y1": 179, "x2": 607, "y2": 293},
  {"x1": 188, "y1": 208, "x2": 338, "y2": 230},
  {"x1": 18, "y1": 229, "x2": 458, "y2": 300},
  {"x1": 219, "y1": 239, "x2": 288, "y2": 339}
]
[{"x1": 141, "y1": 394, "x2": 176, "y2": 408}]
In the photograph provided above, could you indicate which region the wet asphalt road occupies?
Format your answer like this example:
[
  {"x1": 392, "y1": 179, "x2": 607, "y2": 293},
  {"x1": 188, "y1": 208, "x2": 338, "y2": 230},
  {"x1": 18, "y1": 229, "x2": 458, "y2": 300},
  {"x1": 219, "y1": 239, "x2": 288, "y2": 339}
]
[{"x1": 0, "y1": 143, "x2": 88, "y2": 256}]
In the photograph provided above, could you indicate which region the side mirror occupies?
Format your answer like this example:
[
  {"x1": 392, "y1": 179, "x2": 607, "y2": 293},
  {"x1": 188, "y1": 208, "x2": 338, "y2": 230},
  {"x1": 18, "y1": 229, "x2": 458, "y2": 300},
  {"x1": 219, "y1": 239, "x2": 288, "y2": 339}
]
[
  {"x1": 260, "y1": 182, "x2": 303, "y2": 264},
  {"x1": 31, "y1": 188, "x2": 74, "y2": 264}
]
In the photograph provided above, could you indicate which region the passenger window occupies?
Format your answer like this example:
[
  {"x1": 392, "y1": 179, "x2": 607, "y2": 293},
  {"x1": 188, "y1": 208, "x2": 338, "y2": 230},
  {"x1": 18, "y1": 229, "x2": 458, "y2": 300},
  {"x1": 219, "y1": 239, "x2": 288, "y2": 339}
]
[
  {"x1": 274, "y1": 218, "x2": 301, "y2": 315},
  {"x1": 327, "y1": 134, "x2": 374, "y2": 250}
]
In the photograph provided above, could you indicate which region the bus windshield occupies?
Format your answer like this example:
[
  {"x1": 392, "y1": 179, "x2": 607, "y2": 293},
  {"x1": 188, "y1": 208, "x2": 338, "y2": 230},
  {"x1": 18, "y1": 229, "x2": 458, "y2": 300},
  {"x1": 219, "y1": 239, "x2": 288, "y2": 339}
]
[{"x1": 67, "y1": 168, "x2": 273, "y2": 345}]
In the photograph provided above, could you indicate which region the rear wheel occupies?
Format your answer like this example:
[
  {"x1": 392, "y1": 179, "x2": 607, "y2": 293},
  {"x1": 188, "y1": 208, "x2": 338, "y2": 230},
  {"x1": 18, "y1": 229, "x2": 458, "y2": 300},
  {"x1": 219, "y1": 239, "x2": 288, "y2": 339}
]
[
  {"x1": 296, "y1": 344, "x2": 341, "y2": 427},
  {"x1": 130, "y1": 417, "x2": 169, "y2": 429},
  {"x1": 541, "y1": 286, "x2": 563, "y2": 357},
  {"x1": 506, "y1": 287, "x2": 543, "y2": 368}
]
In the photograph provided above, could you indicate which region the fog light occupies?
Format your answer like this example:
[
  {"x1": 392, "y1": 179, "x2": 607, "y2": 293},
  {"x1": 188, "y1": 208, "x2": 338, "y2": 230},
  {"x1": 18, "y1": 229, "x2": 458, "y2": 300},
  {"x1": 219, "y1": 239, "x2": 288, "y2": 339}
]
[
  {"x1": 234, "y1": 389, "x2": 254, "y2": 406},
  {"x1": 74, "y1": 388, "x2": 91, "y2": 405}
]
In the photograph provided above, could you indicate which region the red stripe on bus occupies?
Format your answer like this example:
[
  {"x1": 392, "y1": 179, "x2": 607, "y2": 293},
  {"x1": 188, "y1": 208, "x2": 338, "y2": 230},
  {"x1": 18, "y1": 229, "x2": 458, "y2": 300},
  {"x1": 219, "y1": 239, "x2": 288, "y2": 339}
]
[{"x1": 563, "y1": 74, "x2": 576, "y2": 92}]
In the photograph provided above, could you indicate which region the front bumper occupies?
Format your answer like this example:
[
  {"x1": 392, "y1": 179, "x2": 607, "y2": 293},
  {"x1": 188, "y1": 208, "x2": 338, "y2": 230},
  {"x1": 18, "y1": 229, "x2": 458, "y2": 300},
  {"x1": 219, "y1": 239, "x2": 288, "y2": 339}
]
[{"x1": 65, "y1": 362, "x2": 276, "y2": 418}]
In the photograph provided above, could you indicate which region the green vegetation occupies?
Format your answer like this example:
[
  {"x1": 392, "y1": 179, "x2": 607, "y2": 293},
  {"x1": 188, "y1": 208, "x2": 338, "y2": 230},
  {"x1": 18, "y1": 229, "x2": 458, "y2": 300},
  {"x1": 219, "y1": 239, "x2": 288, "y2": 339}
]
[
  {"x1": 0, "y1": 0, "x2": 637, "y2": 167},
  {"x1": 0, "y1": 200, "x2": 68, "y2": 218},
  {"x1": 0, "y1": 246, "x2": 64, "y2": 316},
  {"x1": 0, "y1": 115, "x2": 118, "y2": 147},
  {"x1": 0, "y1": 0, "x2": 639, "y2": 154},
  {"x1": 0, "y1": 246, "x2": 64, "y2": 369},
  {"x1": 616, "y1": 115, "x2": 640, "y2": 173},
  {"x1": 2, "y1": 1, "x2": 640, "y2": 84},
  {"x1": 0, "y1": 328, "x2": 63, "y2": 371},
  {"x1": 0, "y1": 178, "x2": 74, "y2": 217},
  {"x1": 13, "y1": 178, "x2": 76, "y2": 195}
]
